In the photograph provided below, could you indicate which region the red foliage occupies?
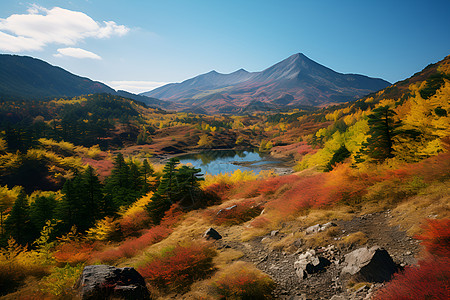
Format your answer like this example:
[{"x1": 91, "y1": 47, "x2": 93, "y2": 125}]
[
  {"x1": 206, "y1": 199, "x2": 263, "y2": 226},
  {"x1": 203, "y1": 182, "x2": 233, "y2": 200},
  {"x1": 119, "y1": 210, "x2": 151, "y2": 237},
  {"x1": 54, "y1": 241, "x2": 102, "y2": 265},
  {"x1": 160, "y1": 204, "x2": 184, "y2": 228},
  {"x1": 93, "y1": 225, "x2": 172, "y2": 263},
  {"x1": 249, "y1": 216, "x2": 271, "y2": 228},
  {"x1": 416, "y1": 218, "x2": 450, "y2": 258},
  {"x1": 81, "y1": 158, "x2": 113, "y2": 179},
  {"x1": 137, "y1": 242, "x2": 216, "y2": 291},
  {"x1": 374, "y1": 257, "x2": 450, "y2": 300},
  {"x1": 231, "y1": 175, "x2": 300, "y2": 200}
]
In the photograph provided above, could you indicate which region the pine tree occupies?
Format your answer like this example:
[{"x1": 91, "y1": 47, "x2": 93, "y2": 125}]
[
  {"x1": 357, "y1": 106, "x2": 401, "y2": 163},
  {"x1": 146, "y1": 158, "x2": 179, "y2": 224},
  {"x1": 146, "y1": 158, "x2": 204, "y2": 224},
  {"x1": 141, "y1": 159, "x2": 154, "y2": 194},
  {"x1": 30, "y1": 195, "x2": 57, "y2": 235},
  {"x1": 4, "y1": 188, "x2": 34, "y2": 245},
  {"x1": 83, "y1": 166, "x2": 104, "y2": 222}
]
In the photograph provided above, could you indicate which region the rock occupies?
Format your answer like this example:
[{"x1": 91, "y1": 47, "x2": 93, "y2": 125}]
[
  {"x1": 306, "y1": 224, "x2": 321, "y2": 235},
  {"x1": 75, "y1": 265, "x2": 150, "y2": 300},
  {"x1": 271, "y1": 230, "x2": 279, "y2": 236},
  {"x1": 203, "y1": 227, "x2": 222, "y2": 240},
  {"x1": 294, "y1": 250, "x2": 331, "y2": 279},
  {"x1": 341, "y1": 246, "x2": 398, "y2": 282},
  {"x1": 305, "y1": 222, "x2": 337, "y2": 235}
]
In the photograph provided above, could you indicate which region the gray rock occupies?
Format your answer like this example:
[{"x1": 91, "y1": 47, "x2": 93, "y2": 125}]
[
  {"x1": 341, "y1": 246, "x2": 398, "y2": 282},
  {"x1": 203, "y1": 227, "x2": 222, "y2": 240},
  {"x1": 271, "y1": 230, "x2": 279, "y2": 236},
  {"x1": 294, "y1": 250, "x2": 331, "y2": 279},
  {"x1": 75, "y1": 265, "x2": 149, "y2": 300},
  {"x1": 305, "y1": 222, "x2": 337, "y2": 235},
  {"x1": 305, "y1": 224, "x2": 321, "y2": 235}
]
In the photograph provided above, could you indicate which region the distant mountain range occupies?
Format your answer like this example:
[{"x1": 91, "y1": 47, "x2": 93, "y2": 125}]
[
  {"x1": 0, "y1": 54, "x2": 166, "y2": 108},
  {"x1": 0, "y1": 53, "x2": 391, "y2": 114},
  {"x1": 142, "y1": 53, "x2": 391, "y2": 113}
]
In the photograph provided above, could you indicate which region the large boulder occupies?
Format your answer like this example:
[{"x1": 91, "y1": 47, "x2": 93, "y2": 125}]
[
  {"x1": 341, "y1": 246, "x2": 397, "y2": 282},
  {"x1": 75, "y1": 265, "x2": 150, "y2": 300},
  {"x1": 294, "y1": 249, "x2": 331, "y2": 279}
]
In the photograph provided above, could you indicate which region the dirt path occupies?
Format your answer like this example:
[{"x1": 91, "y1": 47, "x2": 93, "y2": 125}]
[{"x1": 218, "y1": 210, "x2": 420, "y2": 299}]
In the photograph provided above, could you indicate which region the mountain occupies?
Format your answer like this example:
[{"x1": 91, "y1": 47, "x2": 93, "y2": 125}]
[
  {"x1": 142, "y1": 53, "x2": 391, "y2": 113},
  {"x1": 143, "y1": 68, "x2": 255, "y2": 100},
  {"x1": 0, "y1": 54, "x2": 116, "y2": 99},
  {"x1": 0, "y1": 54, "x2": 168, "y2": 108}
]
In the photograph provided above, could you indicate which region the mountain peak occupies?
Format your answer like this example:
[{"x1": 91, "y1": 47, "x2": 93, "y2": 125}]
[{"x1": 232, "y1": 68, "x2": 249, "y2": 74}]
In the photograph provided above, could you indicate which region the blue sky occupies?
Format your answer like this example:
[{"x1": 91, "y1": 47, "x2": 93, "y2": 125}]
[{"x1": 0, "y1": 0, "x2": 449, "y2": 93}]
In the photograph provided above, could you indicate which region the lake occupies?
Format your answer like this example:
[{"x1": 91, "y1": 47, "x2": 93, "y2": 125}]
[{"x1": 176, "y1": 149, "x2": 289, "y2": 176}]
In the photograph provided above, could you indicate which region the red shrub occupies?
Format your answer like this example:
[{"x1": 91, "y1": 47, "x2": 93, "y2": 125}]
[
  {"x1": 249, "y1": 216, "x2": 271, "y2": 228},
  {"x1": 374, "y1": 257, "x2": 450, "y2": 300},
  {"x1": 206, "y1": 199, "x2": 264, "y2": 226},
  {"x1": 93, "y1": 225, "x2": 172, "y2": 263},
  {"x1": 137, "y1": 242, "x2": 216, "y2": 291},
  {"x1": 160, "y1": 204, "x2": 184, "y2": 228},
  {"x1": 54, "y1": 242, "x2": 102, "y2": 265},
  {"x1": 119, "y1": 210, "x2": 151, "y2": 237},
  {"x1": 203, "y1": 182, "x2": 233, "y2": 200},
  {"x1": 416, "y1": 218, "x2": 450, "y2": 257}
]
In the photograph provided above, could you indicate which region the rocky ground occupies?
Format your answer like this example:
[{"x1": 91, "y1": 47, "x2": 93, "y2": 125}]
[{"x1": 216, "y1": 210, "x2": 420, "y2": 300}]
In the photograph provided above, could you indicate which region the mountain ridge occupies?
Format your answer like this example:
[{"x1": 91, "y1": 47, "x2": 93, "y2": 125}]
[
  {"x1": 0, "y1": 54, "x2": 167, "y2": 108},
  {"x1": 141, "y1": 53, "x2": 391, "y2": 113}
]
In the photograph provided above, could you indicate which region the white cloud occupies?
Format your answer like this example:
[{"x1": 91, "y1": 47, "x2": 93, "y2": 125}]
[
  {"x1": 0, "y1": 5, "x2": 129, "y2": 52},
  {"x1": 54, "y1": 47, "x2": 102, "y2": 60},
  {"x1": 107, "y1": 81, "x2": 168, "y2": 94}
]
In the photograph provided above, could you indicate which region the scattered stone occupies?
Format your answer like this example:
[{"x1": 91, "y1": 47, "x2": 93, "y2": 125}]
[
  {"x1": 294, "y1": 250, "x2": 332, "y2": 279},
  {"x1": 405, "y1": 251, "x2": 412, "y2": 255},
  {"x1": 75, "y1": 265, "x2": 150, "y2": 300},
  {"x1": 261, "y1": 237, "x2": 271, "y2": 243},
  {"x1": 271, "y1": 230, "x2": 280, "y2": 236},
  {"x1": 306, "y1": 224, "x2": 321, "y2": 235},
  {"x1": 203, "y1": 227, "x2": 222, "y2": 240},
  {"x1": 216, "y1": 205, "x2": 237, "y2": 216},
  {"x1": 341, "y1": 246, "x2": 398, "y2": 282},
  {"x1": 306, "y1": 222, "x2": 337, "y2": 235}
]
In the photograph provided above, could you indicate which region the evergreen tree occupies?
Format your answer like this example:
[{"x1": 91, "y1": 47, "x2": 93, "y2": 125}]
[
  {"x1": 4, "y1": 188, "x2": 34, "y2": 245},
  {"x1": 57, "y1": 167, "x2": 104, "y2": 233},
  {"x1": 104, "y1": 153, "x2": 132, "y2": 209},
  {"x1": 141, "y1": 159, "x2": 154, "y2": 193},
  {"x1": 146, "y1": 158, "x2": 179, "y2": 224},
  {"x1": 30, "y1": 195, "x2": 57, "y2": 235},
  {"x1": 83, "y1": 166, "x2": 104, "y2": 222},
  {"x1": 146, "y1": 158, "x2": 204, "y2": 224},
  {"x1": 325, "y1": 145, "x2": 351, "y2": 171},
  {"x1": 357, "y1": 106, "x2": 401, "y2": 163},
  {"x1": 175, "y1": 165, "x2": 204, "y2": 206}
]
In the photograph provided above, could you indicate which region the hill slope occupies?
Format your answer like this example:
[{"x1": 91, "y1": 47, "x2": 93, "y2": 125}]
[
  {"x1": 0, "y1": 54, "x2": 169, "y2": 108},
  {"x1": 142, "y1": 53, "x2": 391, "y2": 113},
  {"x1": 0, "y1": 54, "x2": 116, "y2": 99}
]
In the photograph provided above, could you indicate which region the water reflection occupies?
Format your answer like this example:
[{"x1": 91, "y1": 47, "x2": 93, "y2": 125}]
[{"x1": 177, "y1": 149, "x2": 276, "y2": 175}]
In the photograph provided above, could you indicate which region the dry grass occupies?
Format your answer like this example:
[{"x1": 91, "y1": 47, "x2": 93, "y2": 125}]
[
  {"x1": 213, "y1": 248, "x2": 244, "y2": 269},
  {"x1": 337, "y1": 231, "x2": 368, "y2": 249},
  {"x1": 389, "y1": 181, "x2": 450, "y2": 236}
]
